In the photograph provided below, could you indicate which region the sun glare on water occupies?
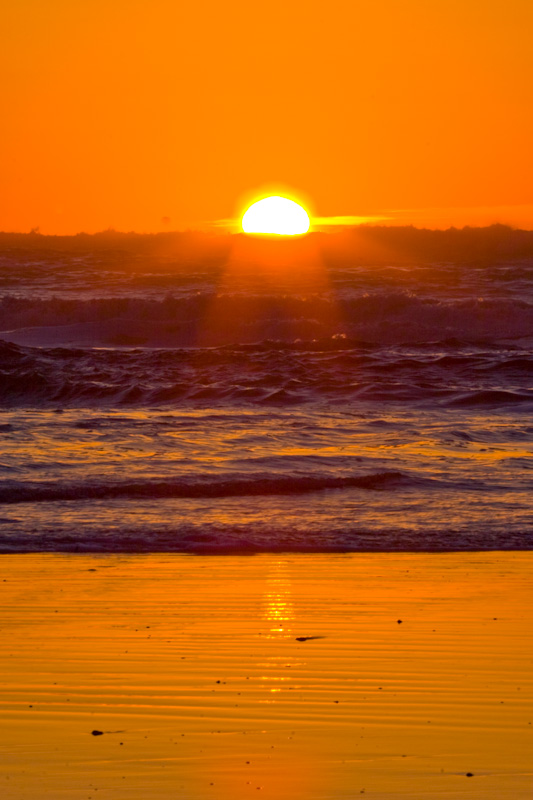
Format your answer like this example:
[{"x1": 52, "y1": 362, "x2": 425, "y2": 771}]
[{"x1": 242, "y1": 196, "x2": 310, "y2": 235}]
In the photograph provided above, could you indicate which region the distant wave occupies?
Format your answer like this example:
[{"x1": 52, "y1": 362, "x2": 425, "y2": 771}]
[{"x1": 1, "y1": 291, "x2": 533, "y2": 348}]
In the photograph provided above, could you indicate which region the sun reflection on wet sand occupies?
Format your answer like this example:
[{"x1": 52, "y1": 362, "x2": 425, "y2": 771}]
[
  {"x1": 263, "y1": 560, "x2": 294, "y2": 636},
  {"x1": 257, "y1": 560, "x2": 301, "y2": 707}
]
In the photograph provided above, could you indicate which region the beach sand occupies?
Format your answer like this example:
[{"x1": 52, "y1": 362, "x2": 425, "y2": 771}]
[{"x1": 1, "y1": 552, "x2": 531, "y2": 799}]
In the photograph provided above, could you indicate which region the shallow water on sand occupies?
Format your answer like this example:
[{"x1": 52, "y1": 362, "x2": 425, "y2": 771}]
[{"x1": 0, "y1": 406, "x2": 532, "y2": 551}]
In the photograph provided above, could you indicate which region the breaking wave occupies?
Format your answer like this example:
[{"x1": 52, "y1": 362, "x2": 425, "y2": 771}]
[
  {"x1": 0, "y1": 470, "x2": 416, "y2": 504},
  {"x1": 1, "y1": 292, "x2": 533, "y2": 348}
]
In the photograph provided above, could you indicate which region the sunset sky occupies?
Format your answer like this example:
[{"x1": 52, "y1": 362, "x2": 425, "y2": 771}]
[{"x1": 2, "y1": 0, "x2": 532, "y2": 234}]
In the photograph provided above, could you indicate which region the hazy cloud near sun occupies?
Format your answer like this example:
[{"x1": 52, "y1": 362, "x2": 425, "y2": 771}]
[{"x1": 214, "y1": 205, "x2": 533, "y2": 234}]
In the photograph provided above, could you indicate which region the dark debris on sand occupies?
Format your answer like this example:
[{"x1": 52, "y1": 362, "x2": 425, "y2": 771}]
[{"x1": 295, "y1": 636, "x2": 324, "y2": 642}]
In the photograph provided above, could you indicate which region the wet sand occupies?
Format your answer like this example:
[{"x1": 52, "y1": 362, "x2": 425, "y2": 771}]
[{"x1": 1, "y1": 552, "x2": 532, "y2": 799}]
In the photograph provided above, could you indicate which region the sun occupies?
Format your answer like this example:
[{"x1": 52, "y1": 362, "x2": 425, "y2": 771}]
[{"x1": 242, "y1": 196, "x2": 310, "y2": 235}]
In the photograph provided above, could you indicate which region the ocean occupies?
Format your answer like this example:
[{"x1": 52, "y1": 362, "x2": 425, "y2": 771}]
[{"x1": 1, "y1": 228, "x2": 532, "y2": 553}]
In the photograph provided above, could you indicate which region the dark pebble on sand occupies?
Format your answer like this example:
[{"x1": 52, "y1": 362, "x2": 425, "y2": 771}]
[
  {"x1": 466, "y1": 772, "x2": 474, "y2": 777},
  {"x1": 91, "y1": 730, "x2": 104, "y2": 736},
  {"x1": 397, "y1": 620, "x2": 402, "y2": 624}
]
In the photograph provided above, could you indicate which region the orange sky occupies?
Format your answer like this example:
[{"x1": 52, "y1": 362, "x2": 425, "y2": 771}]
[{"x1": 1, "y1": 0, "x2": 532, "y2": 234}]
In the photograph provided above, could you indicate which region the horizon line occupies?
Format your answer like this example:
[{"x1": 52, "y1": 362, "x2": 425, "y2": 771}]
[{"x1": 2, "y1": 221, "x2": 533, "y2": 238}]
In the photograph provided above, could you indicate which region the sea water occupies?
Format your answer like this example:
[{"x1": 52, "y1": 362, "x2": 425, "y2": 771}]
[{"x1": 0, "y1": 232, "x2": 532, "y2": 552}]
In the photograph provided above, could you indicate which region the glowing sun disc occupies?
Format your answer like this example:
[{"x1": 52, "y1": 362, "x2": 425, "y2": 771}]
[{"x1": 242, "y1": 196, "x2": 310, "y2": 235}]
